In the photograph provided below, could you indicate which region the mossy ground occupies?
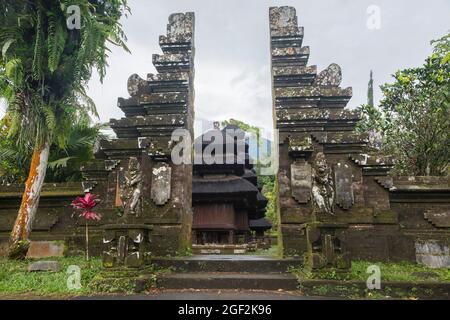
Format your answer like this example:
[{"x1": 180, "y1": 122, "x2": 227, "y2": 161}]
[
  {"x1": 0, "y1": 256, "x2": 102, "y2": 296},
  {"x1": 0, "y1": 256, "x2": 166, "y2": 297},
  {"x1": 291, "y1": 260, "x2": 450, "y2": 299},
  {"x1": 247, "y1": 245, "x2": 280, "y2": 257},
  {"x1": 291, "y1": 260, "x2": 450, "y2": 282}
]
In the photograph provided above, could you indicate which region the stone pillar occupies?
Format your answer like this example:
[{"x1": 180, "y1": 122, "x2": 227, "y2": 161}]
[
  {"x1": 269, "y1": 7, "x2": 358, "y2": 258},
  {"x1": 82, "y1": 12, "x2": 195, "y2": 259}
]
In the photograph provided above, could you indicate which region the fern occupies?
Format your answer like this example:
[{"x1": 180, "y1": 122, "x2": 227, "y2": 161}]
[
  {"x1": 41, "y1": 105, "x2": 56, "y2": 133},
  {"x1": 32, "y1": 6, "x2": 44, "y2": 81},
  {"x1": 48, "y1": 156, "x2": 74, "y2": 169},
  {"x1": 47, "y1": 10, "x2": 66, "y2": 73}
]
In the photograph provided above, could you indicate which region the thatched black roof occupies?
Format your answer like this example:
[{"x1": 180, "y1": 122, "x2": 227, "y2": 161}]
[
  {"x1": 249, "y1": 218, "x2": 272, "y2": 230},
  {"x1": 242, "y1": 169, "x2": 258, "y2": 185},
  {"x1": 192, "y1": 174, "x2": 260, "y2": 207},
  {"x1": 193, "y1": 126, "x2": 254, "y2": 171}
]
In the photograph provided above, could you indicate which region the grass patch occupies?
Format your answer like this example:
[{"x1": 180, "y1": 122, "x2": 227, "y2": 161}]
[
  {"x1": 350, "y1": 261, "x2": 450, "y2": 282},
  {"x1": 291, "y1": 260, "x2": 450, "y2": 283},
  {"x1": 0, "y1": 256, "x2": 102, "y2": 295},
  {"x1": 247, "y1": 245, "x2": 280, "y2": 257}
]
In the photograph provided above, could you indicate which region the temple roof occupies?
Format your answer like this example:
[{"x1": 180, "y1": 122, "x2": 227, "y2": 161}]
[
  {"x1": 249, "y1": 218, "x2": 273, "y2": 230},
  {"x1": 193, "y1": 174, "x2": 258, "y2": 198}
]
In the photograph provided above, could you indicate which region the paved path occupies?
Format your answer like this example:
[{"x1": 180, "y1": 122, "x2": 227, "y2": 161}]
[
  {"x1": 182, "y1": 255, "x2": 285, "y2": 261},
  {"x1": 73, "y1": 289, "x2": 337, "y2": 300}
]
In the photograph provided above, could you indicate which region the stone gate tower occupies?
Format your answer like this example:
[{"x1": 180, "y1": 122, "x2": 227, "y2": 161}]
[
  {"x1": 269, "y1": 7, "x2": 450, "y2": 268},
  {"x1": 81, "y1": 12, "x2": 195, "y2": 260}
]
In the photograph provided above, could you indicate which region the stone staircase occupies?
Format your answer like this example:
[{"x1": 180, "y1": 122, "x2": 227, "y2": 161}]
[{"x1": 153, "y1": 255, "x2": 302, "y2": 291}]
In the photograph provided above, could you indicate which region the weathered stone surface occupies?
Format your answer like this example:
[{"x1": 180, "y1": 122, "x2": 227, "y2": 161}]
[
  {"x1": 28, "y1": 261, "x2": 60, "y2": 272},
  {"x1": 313, "y1": 63, "x2": 342, "y2": 86},
  {"x1": 275, "y1": 86, "x2": 352, "y2": 99},
  {"x1": 290, "y1": 160, "x2": 312, "y2": 203},
  {"x1": 415, "y1": 240, "x2": 450, "y2": 268},
  {"x1": 304, "y1": 223, "x2": 351, "y2": 270},
  {"x1": 120, "y1": 157, "x2": 143, "y2": 216},
  {"x1": 311, "y1": 153, "x2": 335, "y2": 216},
  {"x1": 159, "y1": 12, "x2": 195, "y2": 48},
  {"x1": 269, "y1": 6, "x2": 301, "y2": 37},
  {"x1": 138, "y1": 136, "x2": 173, "y2": 160},
  {"x1": 273, "y1": 65, "x2": 316, "y2": 77},
  {"x1": 26, "y1": 241, "x2": 65, "y2": 259},
  {"x1": 334, "y1": 162, "x2": 354, "y2": 210},
  {"x1": 151, "y1": 162, "x2": 172, "y2": 206},
  {"x1": 424, "y1": 210, "x2": 450, "y2": 227},
  {"x1": 272, "y1": 46, "x2": 309, "y2": 57},
  {"x1": 127, "y1": 74, "x2": 147, "y2": 97},
  {"x1": 140, "y1": 92, "x2": 187, "y2": 105},
  {"x1": 102, "y1": 224, "x2": 152, "y2": 268},
  {"x1": 110, "y1": 114, "x2": 186, "y2": 138},
  {"x1": 152, "y1": 52, "x2": 191, "y2": 72}
]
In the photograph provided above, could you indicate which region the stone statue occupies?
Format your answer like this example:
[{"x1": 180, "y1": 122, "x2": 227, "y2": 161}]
[
  {"x1": 121, "y1": 157, "x2": 143, "y2": 216},
  {"x1": 311, "y1": 152, "x2": 335, "y2": 215}
]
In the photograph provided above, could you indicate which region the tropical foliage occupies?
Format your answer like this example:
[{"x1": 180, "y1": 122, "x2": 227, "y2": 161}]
[
  {"x1": 357, "y1": 33, "x2": 450, "y2": 176},
  {"x1": 0, "y1": 116, "x2": 107, "y2": 184},
  {"x1": 0, "y1": 0, "x2": 129, "y2": 256}
]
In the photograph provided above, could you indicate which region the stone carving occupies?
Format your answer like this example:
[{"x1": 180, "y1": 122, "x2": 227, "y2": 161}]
[
  {"x1": 334, "y1": 162, "x2": 354, "y2": 210},
  {"x1": 151, "y1": 162, "x2": 172, "y2": 206},
  {"x1": 313, "y1": 63, "x2": 342, "y2": 87},
  {"x1": 102, "y1": 225, "x2": 152, "y2": 268},
  {"x1": 121, "y1": 157, "x2": 143, "y2": 216},
  {"x1": 305, "y1": 224, "x2": 351, "y2": 270},
  {"x1": 311, "y1": 152, "x2": 335, "y2": 215},
  {"x1": 291, "y1": 160, "x2": 312, "y2": 203},
  {"x1": 127, "y1": 74, "x2": 147, "y2": 97}
]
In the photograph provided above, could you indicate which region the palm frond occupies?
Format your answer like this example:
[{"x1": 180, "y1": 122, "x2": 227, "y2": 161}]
[{"x1": 47, "y1": 156, "x2": 74, "y2": 169}]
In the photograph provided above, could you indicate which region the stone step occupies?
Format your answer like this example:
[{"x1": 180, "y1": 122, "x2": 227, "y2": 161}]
[
  {"x1": 152, "y1": 255, "x2": 302, "y2": 273},
  {"x1": 157, "y1": 272, "x2": 299, "y2": 291}
]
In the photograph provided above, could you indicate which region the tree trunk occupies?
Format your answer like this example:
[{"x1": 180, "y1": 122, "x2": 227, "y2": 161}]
[{"x1": 8, "y1": 139, "x2": 50, "y2": 259}]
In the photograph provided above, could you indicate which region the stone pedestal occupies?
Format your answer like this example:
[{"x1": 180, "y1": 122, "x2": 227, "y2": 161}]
[
  {"x1": 302, "y1": 222, "x2": 351, "y2": 271},
  {"x1": 102, "y1": 224, "x2": 152, "y2": 268}
]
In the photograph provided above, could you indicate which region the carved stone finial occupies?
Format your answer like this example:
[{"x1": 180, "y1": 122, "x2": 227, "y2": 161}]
[
  {"x1": 269, "y1": 6, "x2": 300, "y2": 36},
  {"x1": 314, "y1": 63, "x2": 342, "y2": 87},
  {"x1": 166, "y1": 12, "x2": 195, "y2": 41},
  {"x1": 127, "y1": 74, "x2": 146, "y2": 97}
]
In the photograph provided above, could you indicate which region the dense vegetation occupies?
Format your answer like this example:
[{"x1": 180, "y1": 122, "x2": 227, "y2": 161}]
[
  {"x1": 358, "y1": 33, "x2": 450, "y2": 176},
  {"x1": 0, "y1": 0, "x2": 130, "y2": 256}
]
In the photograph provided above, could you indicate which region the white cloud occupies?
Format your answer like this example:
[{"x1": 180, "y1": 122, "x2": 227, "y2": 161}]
[{"x1": 2, "y1": 0, "x2": 449, "y2": 135}]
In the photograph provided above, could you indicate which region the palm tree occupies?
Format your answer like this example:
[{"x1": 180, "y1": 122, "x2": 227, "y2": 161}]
[
  {"x1": 0, "y1": 116, "x2": 109, "y2": 184},
  {"x1": 0, "y1": 0, "x2": 130, "y2": 258}
]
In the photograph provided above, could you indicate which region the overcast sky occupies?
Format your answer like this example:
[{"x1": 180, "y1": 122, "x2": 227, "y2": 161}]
[{"x1": 1, "y1": 0, "x2": 449, "y2": 136}]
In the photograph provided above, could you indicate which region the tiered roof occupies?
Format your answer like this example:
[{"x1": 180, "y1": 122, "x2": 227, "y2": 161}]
[
  {"x1": 193, "y1": 125, "x2": 268, "y2": 220},
  {"x1": 92, "y1": 13, "x2": 195, "y2": 162}
]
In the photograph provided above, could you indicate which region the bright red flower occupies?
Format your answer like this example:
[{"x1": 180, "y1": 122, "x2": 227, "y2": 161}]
[
  {"x1": 81, "y1": 211, "x2": 102, "y2": 221},
  {"x1": 71, "y1": 193, "x2": 99, "y2": 210},
  {"x1": 71, "y1": 193, "x2": 101, "y2": 221}
]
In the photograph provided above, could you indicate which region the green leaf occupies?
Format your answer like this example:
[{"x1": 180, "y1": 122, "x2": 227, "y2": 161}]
[
  {"x1": 2, "y1": 39, "x2": 16, "y2": 59},
  {"x1": 5, "y1": 58, "x2": 21, "y2": 78},
  {"x1": 441, "y1": 52, "x2": 450, "y2": 65},
  {"x1": 48, "y1": 157, "x2": 74, "y2": 169}
]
